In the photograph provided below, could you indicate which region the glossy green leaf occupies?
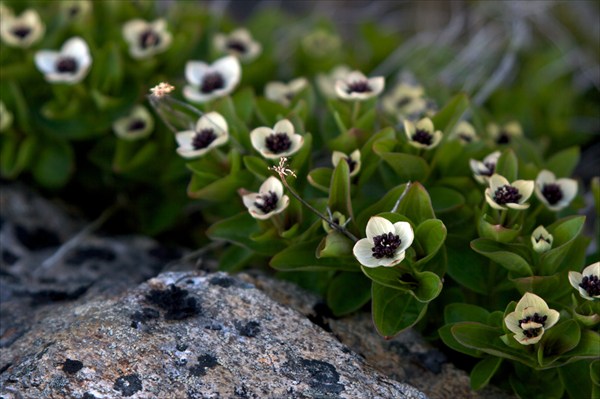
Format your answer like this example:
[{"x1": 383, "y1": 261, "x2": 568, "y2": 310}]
[
  {"x1": 371, "y1": 282, "x2": 428, "y2": 338},
  {"x1": 558, "y1": 360, "x2": 593, "y2": 399},
  {"x1": 356, "y1": 184, "x2": 410, "y2": 228},
  {"x1": 538, "y1": 320, "x2": 580, "y2": 366},
  {"x1": 394, "y1": 182, "x2": 436, "y2": 225},
  {"x1": 540, "y1": 216, "x2": 585, "y2": 274},
  {"x1": 438, "y1": 324, "x2": 483, "y2": 358},
  {"x1": 207, "y1": 212, "x2": 286, "y2": 256},
  {"x1": 243, "y1": 155, "x2": 270, "y2": 180},
  {"x1": 270, "y1": 238, "x2": 359, "y2": 271},
  {"x1": 429, "y1": 186, "x2": 465, "y2": 214},
  {"x1": 444, "y1": 303, "x2": 490, "y2": 324},
  {"x1": 414, "y1": 219, "x2": 447, "y2": 266},
  {"x1": 232, "y1": 87, "x2": 255, "y2": 123},
  {"x1": 31, "y1": 140, "x2": 73, "y2": 188},
  {"x1": 510, "y1": 274, "x2": 563, "y2": 298},
  {"x1": 446, "y1": 237, "x2": 492, "y2": 295},
  {"x1": 510, "y1": 370, "x2": 563, "y2": 399},
  {"x1": 374, "y1": 142, "x2": 430, "y2": 182},
  {"x1": 307, "y1": 167, "x2": 332, "y2": 192},
  {"x1": 471, "y1": 238, "x2": 533, "y2": 276},
  {"x1": 545, "y1": 146, "x2": 580, "y2": 177},
  {"x1": 327, "y1": 272, "x2": 371, "y2": 317},
  {"x1": 361, "y1": 264, "x2": 410, "y2": 290},
  {"x1": 188, "y1": 170, "x2": 252, "y2": 202},
  {"x1": 357, "y1": 127, "x2": 395, "y2": 186},
  {"x1": 412, "y1": 270, "x2": 443, "y2": 303},
  {"x1": 431, "y1": 93, "x2": 469, "y2": 133},
  {"x1": 218, "y1": 245, "x2": 255, "y2": 272},
  {"x1": 495, "y1": 149, "x2": 518, "y2": 182},
  {"x1": 329, "y1": 158, "x2": 353, "y2": 219},
  {"x1": 316, "y1": 232, "x2": 353, "y2": 258},
  {"x1": 478, "y1": 213, "x2": 521, "y2": 243},
  {"x1": 470, "y1": 357, "x2": 502, "y2": 390}
]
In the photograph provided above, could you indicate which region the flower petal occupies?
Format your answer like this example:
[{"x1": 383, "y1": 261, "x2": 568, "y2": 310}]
[
  {"x1": 260, "y1": 176, "x2": 283, "y2": 198},
  {"x1": 393, "y1": 221, "x2": 414, "y2": 252},
  {"x1": 353, "y1": 238, "x2": 380, "y2": 268},
  {"x1": 544, "y1": 309, "x2": 560, "y2": 330},
  {"x1": 250, "y1": 127, "x2": 272, "y2": 153},
  {"x1": 365, "y1": 216, "x2": 394, "y2": 241},
  {"x1": 185, "y1": 61, "x2": 209, "y2": 85},
  {"x1": 416, "y1": 118, "x2": 434, "y2": 133},
  {"x1": 512, "y1": 180, "x2": 534, "y2": 203},
  {"x1": 273, "y1": 119, "x2": 294, "y2": 135}
]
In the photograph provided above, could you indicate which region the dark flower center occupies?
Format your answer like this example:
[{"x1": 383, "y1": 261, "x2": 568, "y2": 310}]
[
  {"x1": 519, "y1": 312, "x2": 547, "y2": 338},
  {"x1": 396, "y1": 96, "x2": 412, "y2": 108},
  {"x1": 346, "y1": 80, "x2": 371, "y2": 94},
  {"x1": 11, "y1": 25, "x2": 31, "y2": 39},
  {"x1": 127, "y1": 119, "x2": 146, "y2": 131},
  {"x1": 412, "y1": 129, "x2": 433, "y2": 145},
  {"x1": 497, "y1": 130, "x2": 510, "y2": 144},
  {"x1": 200, "y1": 72, "x2": 225, "y2": 94},
  {"x1": 139, "y1": 29, "x2": 161, "y2": 49},
  {"x1": 68, "y1": 6, "x2": 80, "y2": 17},
  {"x1": 535, "y1": 235, "x2": 550, "y2": 244},
  {"x1": 226, "y1": 39, "x2": 247, "y2": 53},
  {"x1": 266, "y1": 133, "x2": 292, "y2": 154},
  {"x1": 580, "y1": 275, "x2": 599, "y2": 297},
  {"x1": 56, "y1": 57, "x2": 78, "y2": 73},
  {"x1": 371, "y1": 232, "x2": 402, "y2": 259},
  {"x1": 541, "y1": 183, "x2": 563, "y2": 205},
  {"x1": 480, "y1": 161, "x2": 496, "y2": 177},
  {"x1": 459, "y1": 133, "x2": 472, "y2": 143},
  {"x1": 192, "y1": 129, "x2": 217, "y2": 149},
  {"x1": 494, "y1": 185, "x2": 522, "y2": 205},
  {"x1": 345, "y1": 157, "x2": 357, "y2": 173},
  {"x1": 254, "y1": 191, "x2": 278, "y2": 214}
]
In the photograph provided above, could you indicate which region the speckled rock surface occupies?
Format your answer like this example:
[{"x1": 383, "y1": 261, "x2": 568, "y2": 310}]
[{"x1": 0, "y1": 271, "x2": 427, "y2": 399}]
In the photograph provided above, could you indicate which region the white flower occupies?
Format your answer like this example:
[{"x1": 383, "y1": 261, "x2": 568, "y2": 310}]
[
  {"x1": 213, "y1": 28, "x2": 261, "y2": 62},
  {"x1": 569, "y1": 262, "x2": 600, "y2": 301},
  {"x1": 175, "y1": 112, "x2": 228, "y2": 159},
  {"x1": 403, "y1": 117, "x2": 443, "y2": 150},
  {"x1": 242, "y1": 176, "x2": 289, "y2": 220},
  {"x1": 530, "y1": 225, "x2": 553, "y2": 253},
  {"x1": 301, "y1": 29, "x2": 341, "y2": 58},
  {"x1": 451, "y1": 121, "x2": 478, "y2": 144},
  {"x1": 484, "y1": 174, "x2": 534, "y2": 211},
  {"x1": 0, "y1": 9, "x2": 44, "y2": 48},
  {"x1": 250, "y1": 119, "x2": 304, "y2": 160},
  {"x1": 488, "y1": 121, "x2": 522, "y2": 145},
  {"x1": 183, "y1": 55, "x2": 241, "y2": 103},
  {"x1": 504, "y1": 292, "x2": 559, "y2": 345},
  {"x1": 353, "y1": 216, "x2": 414, "y2": 268},
  {"x1": 534, "y1": 170, "x2": 577, "y2": 211},
  {"x1": 113, "y1": 105, "x2": 154, "y2": 141},
  {"x1": 334, "y1": 70, "x2": 385, "y2": 101},
  {"x1": 332, "y1": 149, "x2": 361, "y2": 177},
  {"x1": 264, "y1": 77, "x2": 308, "y2": 107},
  {"x1": 316, "y1": 65, "x2": 351, "y2": 99},
  {"x1": 34, "y1": 37, "x2": 92, "y2": 84},
  {"x1": 123, "y1": 19, "x2": 172, "y2": 59},
  {"x1": 469, "y1": 151, "x2": 501, "y2": 185},
  {"x1": 0, "y1": 101, "x2": 13, "y2": 132},
  {"x1": 382, "y1": 83, "x2": 427, "y2": 120},
  {"x1": 61, "y1": 0, "x2": 92, "y2": 20}
]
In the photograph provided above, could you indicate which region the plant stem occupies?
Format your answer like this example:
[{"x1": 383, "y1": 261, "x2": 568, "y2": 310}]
[
  {"x1": 391, "y1": 181, "x2": 412, "y2": 213},
  {"x1": 499, "y1": 209, "x2": 508, "y2": 226},
  {"x1": 351, "y1": 101, "x2": 361, "y2": 126}
]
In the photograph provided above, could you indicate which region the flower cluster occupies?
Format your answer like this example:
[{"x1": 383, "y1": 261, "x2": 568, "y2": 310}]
[{"x1": 504, "y1": 293, "x2": 559, "y2": 345}]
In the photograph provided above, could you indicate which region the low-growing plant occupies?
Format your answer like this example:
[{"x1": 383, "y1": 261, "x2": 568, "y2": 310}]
[{"x1": 1, "y1": 1, "x2": 598, "y2": 397}]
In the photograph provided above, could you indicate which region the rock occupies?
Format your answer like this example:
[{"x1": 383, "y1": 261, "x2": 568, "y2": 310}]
[{"x1": 0, "y1": 271, "x2": 426, "y2": 399}]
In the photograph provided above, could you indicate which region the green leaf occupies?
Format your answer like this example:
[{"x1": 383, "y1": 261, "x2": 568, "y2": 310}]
[
  {"x1": 328, "y1": 158, "x2": 353, "y2": 219},
  {"x1": 188, "y1": 170, "x2": 253, "y2": 202},
  {"x1": 207, "y1": 212, "x2": 286, "y2": 256},
  {"x1": 326, "y1": 272, "x2": 371, "y2": 317},
  {"x1": 395, "y1": 182, "x2": 436, "y2": 225},
  {"x1": 470, "y1": 357, "x2": 502, "y2": 390},
  {"x1": 558, "y1": 360, "x2": 593, "y2": 399},
  {"x1": 471, "y1": 238, "x2": 533, "y2": 276},
  {"x1": 255, "y1": 97, "x2": 288, "y2": 126},
  {"x1": 495, "y1": 149, "x2": 518, "y2": 182},
  {"x1": 538, "y1": 320, "x2": 581, "y2": 366},
  {"x1": 0, "y1": 135, "x2": 37, "y2": 178},
  {"x1": 31, "y1": 140, "x2": 73, "y2": 188},
  {"x1": 243, "y1": 155, "x2": 270, "y2": 180},
  {"x1": 429, "y1": 186, "x2": 465, "y2": 214},
  {"x1": 412, "y1": 271, "x2": 443, "y2": 303},
  {"x1": 540, "y1": 216, "x2": 585, "y2": 274},
  {"x1": 446, "y1": 237, "x2": 493, "y2": 295},
  {"x1": 478, "y1": 213, "x2": 522, "y2": 243},
  {"x1": 357, "y1": 127, "x2": 395, "y2": 186},
  {"x1": 510, "y1": 274, "x2": 562, "y2": 298},
  {"x1": 232, "y1": 87, "x2": 255, "y2": 123},
  {"x1": 316, "y1": 232, "x2": 353, "y2": 258},
  {"x1": 510, "y1": 370, "x2": 564, "y2": 399},
  {"x1": 438, "y1": 324, "x2": 483, "y2": 358},
  {"x1": 444, "y1": 303, "x2": 490, "y2": 324},
  {"x1": 270, "y1": 238, "x2": 359, "y2": 272},
  {"x1": 361, "y1": 264, "x2": 410, "y2": 290},
  {"x1": 371, "y1": 282, "x2": 428, "y2": 338},
  {"x1": 374, "y1": 142, "x2": 430, "y2": 182},
  {"x1": 414, "y1": 219, "x2": 447, "y2": 267},
  {"x1": 307, "y1": 167, "x2": 332, "y2": 192},
  {"x1": 545, "y1": 146, "x2": 580, "y2": 177},
  {"x1": 431, "y1": 93, "x2": 469, "y2": 133},
  {"x1": 218, "y1": 245, "x2": 255, "y2": 272},
  {"x1": 356, "y1": 184, "x2": 410, "y2": 228},
  {"x1": 591, "y1": 360, "x2": 600, "y2": 386}
]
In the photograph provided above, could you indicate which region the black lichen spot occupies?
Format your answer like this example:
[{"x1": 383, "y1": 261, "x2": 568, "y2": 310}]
[
  {"x1": 14, "y1": 225, "x2": 61, "y2": 251},
  {"x1": 82, "y1": 393, "x2": 97, "y2": 399},
  {"x1": 204, "y1": 321, "x2": 222, "y2": 331},
  {"x1": 65, "y1": 247, "x2": 116, "y2": 265},
  {"x1": 189, "y1": 354, "x2": 218, "y2": 377},
  {"x1": 62, "y1": 359, "x2": 83, "y2": 374},
  {"x1": 307, "y1": 302, "x2": 333, "y2": 333},
  {"x1": 176, "y1": 343, "x2": 188, "y2": 352},
  {"x1": 300, "y1": 358, "x2": 344, "y2": 394},
  {"x1": 113, "y1": 374, "x2": 142, "y2": 397},
  {"x1": 209, "y1": 275, "x2": 235, "y2": 288},
  {"x1": 146, "y1": 284, "x2": 201, "y2": 320},
  {"x1": 130, "y1": 307, "x2": 160, "y2": 328},
  {"x1": 1, "y1": 250, "x2": 19, "y2": 265},
  {"x1": 237, "y1": 321, "x2": 261, "y2": 337}
]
